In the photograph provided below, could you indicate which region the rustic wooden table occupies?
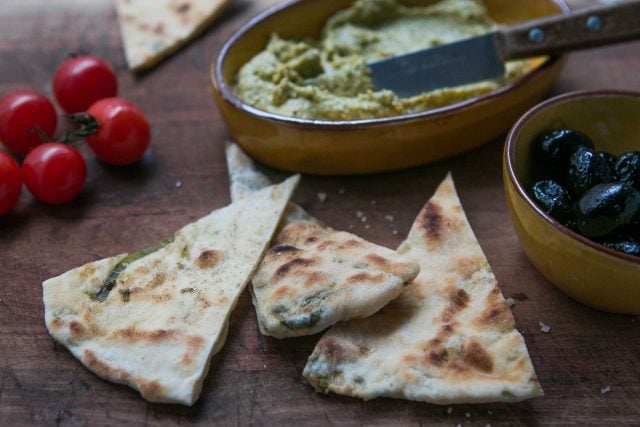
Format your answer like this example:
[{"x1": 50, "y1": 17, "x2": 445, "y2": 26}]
[{"x1": 1, "y1": 0, "x2": 639, "y2": 425}]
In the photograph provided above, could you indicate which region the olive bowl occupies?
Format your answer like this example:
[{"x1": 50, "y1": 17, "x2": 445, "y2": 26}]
[
  {"x1": 504, "y1": 91, "x2": 640, "y2": 315},
  {"x1": 211, "y1": 0, "x2": 569, "y2": 175}
]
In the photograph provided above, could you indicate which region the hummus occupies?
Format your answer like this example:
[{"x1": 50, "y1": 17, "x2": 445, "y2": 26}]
[{"x1": 234, "y1": 0, "x2": 532, "y2": 121}]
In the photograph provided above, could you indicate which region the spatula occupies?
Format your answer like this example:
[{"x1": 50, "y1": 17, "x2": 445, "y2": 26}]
[{"x1": 369, "y1": 1, "x2": 640, "y2": 98}]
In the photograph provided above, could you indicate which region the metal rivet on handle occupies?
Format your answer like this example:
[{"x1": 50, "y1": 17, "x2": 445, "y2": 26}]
[
  {"x1": 528, "y1": 28, "x2": 546, "y2": 44},
  {"x1": 587, "y1": 15, "x2": 604, "y2": 31}
]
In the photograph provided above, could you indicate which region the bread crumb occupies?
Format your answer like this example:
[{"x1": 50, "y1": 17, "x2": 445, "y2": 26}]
[
  {"x1": 175, "y1": 180, "x2": 182, "y2": 188},
  {"x1": 392, "y1": 230, "x2": 399, "y2": 235},
  {"x1": 600, "y1": 386, "x2": 611, "y2": 395},
  {"x1": 446, "y1": 407, "x2": 453, "y2": 415},
  {"x1": 487, "y1": 410, "x2": 493, "y2": 415},
  {"x1": 317, "y1": 192, "x2": 327, "y2": 203},
  {"x1": 371, "y1": 200, "x2": 376, "y2": 205},
  {"x1": 465, "y1": 412, "x2": 471, "y2": 418},
  {"x1": 506, "y1": 297, "x2": 516, "y2": 307},
  {"x1": 385, "y1": 214, "x2": 394, "y2": 222},
  {"x1": 539, "y1": 321, "x2": 551, "y2": 333},
  {"x1": 356, "y1": 211, "x2": 364, "y2": 219},
  {"x1": 364, "y1": 224, "x2": 370, "y2": 229},
  {"x1": 360, "y1": 216, "x2": 367, "y2": 223},
  {"x1": 338, "y1": 189, "x2": 345, "y2": 195}
]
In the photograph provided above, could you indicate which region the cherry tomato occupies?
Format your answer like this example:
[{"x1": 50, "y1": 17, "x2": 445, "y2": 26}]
[
  {"x1": 23, "y1": 143, "x2": 86, "y2": 205},
  {"x1": 85, "y1": 98, "x2": 150, "y2": 165},
  {"x1": 53, "y1": 55, "x2": 118, "y2": 113},
  {"x1": 0, "y1": 90, "x2": 57, "y2": 154},
  {"x1": 0, "y1": 151, "x2": 22, "y2": 215}
]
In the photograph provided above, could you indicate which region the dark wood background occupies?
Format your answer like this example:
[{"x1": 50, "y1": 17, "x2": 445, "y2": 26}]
[{"x1": 1, "y1": 0, "x2": 639, "y2": 425}]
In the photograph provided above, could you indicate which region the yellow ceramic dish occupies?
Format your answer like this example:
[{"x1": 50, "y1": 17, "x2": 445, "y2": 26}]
[
  {"x1": 504, "y1": 91, "x2": 640, "y2": 315},
  {"x1": 211, "y1": 0, "x2": 569, "y2": 175}
]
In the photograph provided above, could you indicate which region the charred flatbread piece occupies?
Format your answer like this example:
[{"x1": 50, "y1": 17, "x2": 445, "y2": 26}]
[
  {"x1": 42, "y1": 176, "x2": 298, "y2": 405},
  {"x1": 115, "y1": 0, "x2": 230, "y2": 71},
  {"x1": 303, "y1": 174, "x2": 543, "y2": 403},
  {"x1": 226, "y1": 143, "x2": 419, "y2": 338}
]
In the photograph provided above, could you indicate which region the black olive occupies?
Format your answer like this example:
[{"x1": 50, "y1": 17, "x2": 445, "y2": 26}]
[
  {"x1": 601, "y1": 238, "x2": 640, "y2": 257},
  {"x1": 535, "y1": 129, "x2": 594, "y2": 170},
  {"x1": 576, "y1": 182, "x2": 640, "y2": 238},
  {"x1": 614, "y1": 151, "x2": 640, "y2": 187},
  {"x1": 566, "y1": 147, "x2": 613, "y2": 196},
  {"x1": 596, "y1": 151, "x2": 618, "y2": 179},
  {"x1": 531, "y1": 180, "x2": 575, "y2": 227},
  {"x1": 627, "y1": 213, "x2": 640, "y2": 239}
]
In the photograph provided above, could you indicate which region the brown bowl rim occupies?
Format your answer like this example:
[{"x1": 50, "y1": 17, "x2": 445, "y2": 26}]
[
  {"x1": 212, "y1": 0, "x2": 570, "y2": 130},
  {"x1": 504, "y1": 89, "x2": 640, "y2": 265}
]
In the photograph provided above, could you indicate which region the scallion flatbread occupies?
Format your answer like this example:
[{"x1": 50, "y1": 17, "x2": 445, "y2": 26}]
[
  {"x1": 115, "y1": 0, "x2": 229, "y2": 71},
  {"x1": 43, "y1": 176, "x2": 298, "y2": 405},
  {"x1": 303, "y1": 174, "x2": 543, "y2": 403},
  {"x1": 226, "y1": 143, "x2": 419, "y2": 338}
]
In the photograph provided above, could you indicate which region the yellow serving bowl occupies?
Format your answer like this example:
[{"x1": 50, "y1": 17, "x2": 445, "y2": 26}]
[
  {"x1": 211, "y1": 0, "x2": 569, "y2": 175},
  {"x1": 504, "y1": 91, "x2": 640, "y2": 315}
]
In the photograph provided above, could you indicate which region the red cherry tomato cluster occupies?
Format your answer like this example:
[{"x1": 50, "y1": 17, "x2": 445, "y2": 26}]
[{"x1": 0, "y1": 55, "x2": 151, "y2": 215}]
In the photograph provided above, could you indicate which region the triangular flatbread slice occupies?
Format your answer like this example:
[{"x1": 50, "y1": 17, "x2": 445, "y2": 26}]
[
  {"x1": 303, "y1": 174, "x2": 543, "y2": 403},
  {"x1": 115, "y1": 0, "x2": 230, "y2": 71},
  {"x1": 43, "y1": 176, "x2": 298, "y2": 405},
  {"x1": 226, "y1": 143, "x2": 419, "y2": 338}
]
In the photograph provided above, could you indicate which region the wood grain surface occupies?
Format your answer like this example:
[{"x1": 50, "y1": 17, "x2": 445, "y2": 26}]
[{"x1": 1, "y1": 0, "x2": 639, "y2": 426}]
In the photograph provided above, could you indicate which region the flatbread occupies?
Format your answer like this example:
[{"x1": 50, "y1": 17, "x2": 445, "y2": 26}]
[
  {"x1": 226, "y1": 143, "x2": 420, "y2": 338},
  {"x1": 303, "y1": 174, "x2": 543, "y2": 403},
  {"x1": 115, "y1": 0, "x2": 229, "y2": 71},
  {"x1": 42, "y1": 176, "x2": 298, "y2": 405}
]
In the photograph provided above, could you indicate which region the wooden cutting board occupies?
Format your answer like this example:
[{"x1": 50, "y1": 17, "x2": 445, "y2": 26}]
[{"x1": 0, "y1": 0, "x2": 638, "y2": 425}]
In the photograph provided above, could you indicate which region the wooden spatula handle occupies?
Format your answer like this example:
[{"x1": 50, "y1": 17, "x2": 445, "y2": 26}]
[{"x1": 496, "y1": 1, "x2": 640, "y2": 60}]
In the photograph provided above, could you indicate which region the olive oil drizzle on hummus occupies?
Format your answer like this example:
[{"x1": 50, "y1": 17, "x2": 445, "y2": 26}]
[{"x1": 234, "y1": 0, "x2": 531, "y2": 121}]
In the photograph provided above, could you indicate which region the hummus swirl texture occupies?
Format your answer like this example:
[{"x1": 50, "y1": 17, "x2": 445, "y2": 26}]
[{"x1": 234, "y1": 0, "x2": 531, "y2": 121}]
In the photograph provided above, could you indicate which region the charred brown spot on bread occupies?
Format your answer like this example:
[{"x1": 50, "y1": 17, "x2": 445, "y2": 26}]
[
  {"x1": 476, "y1": 299, "x2": 515, "y2": 330},
  {"x1": 316, "y1": 337, "x2": 359, "y2": 364},
  {"x1": 272, "y1": 285, "x2": 292, "y2": 300},
  {"x1": 68, "y1": 321, "x2": 86, "y2": 339},
  {"x1": 419, "y1": 201, "x2": 443, "y2": 240},
  {"x1": 181, "y1": 287, "x2": 195, "y2": 294},
  {"x1": 153, "y1": 23, "x2": 165, "y2": 35},
  {"x1": 50, "y1": 317, "x2": 64, "y2": 330},
  {"x1": 454, "y1": 256, "x2": 482, "y2": 278},
  {"x1": 364, "y1": 253, "x2": 391, "y2": 270},
  {"x1": 115, "y1": 328, "x2": 175, "y2": 343},
  {"x1": 317, "y1": 240, "x2": 337, "y2": 251},
  {"x1": 303, "y1": 271, "x2": 328, "y2": 288},
  {"x1": 473, "y1": 283, "x2": 515, "y2": 330},
  {"x1": 442, "y1": 324, "x2": 454, "y2": 333},
  {"x1": 175, "y1": 2, "x2": 191, "y2": 13},
  {"x1": 305, "y1": 236, "x2": 318, "y2": 244},
  {"x1": 343, "y1": 239, "x2": 362, "y2": 248},
  {"x1": 271, "y1": 245, "x2": 299, "y2": 254},
  {"x1": 197, "y1": 250, "x2": 220, "y2": 269},
  {"x1": 463, "y1": 340, "x2": 494, "y2": 373},
  {"x1": 187, "y1": 335, "x2": 205, "y2": 351},
  {"x1": 137, "y1": 378, "x2": 165, "y2": 401},
  {"x1": 181, "y1": 352, "x2": 193, "y2": 366},
  {"x1": 83, "y1": 349, "x2": 130, "y2": 381},
  {"x1": 453, "y1": 288, "x2": 469, "y2": 308},
  {"x1": 346, "y1": 272, "x2": 385, "y2": 284},
  {"x1": 402, "y1": 353, "x2": 418, "y2": 364},
  {"x1": 429, "y1": 348, "x2": 448, "y2": 366},
  {"x1": 272, "y1": 257, "x2": 317, "y2": 280}
]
